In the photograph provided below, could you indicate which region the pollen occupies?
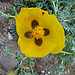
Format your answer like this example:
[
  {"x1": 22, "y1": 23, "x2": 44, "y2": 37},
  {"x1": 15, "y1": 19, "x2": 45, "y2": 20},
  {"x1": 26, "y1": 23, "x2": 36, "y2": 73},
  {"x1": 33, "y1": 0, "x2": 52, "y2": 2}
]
[{"x1": 32, "y1": 26, "x2": 44, "y2": 39}]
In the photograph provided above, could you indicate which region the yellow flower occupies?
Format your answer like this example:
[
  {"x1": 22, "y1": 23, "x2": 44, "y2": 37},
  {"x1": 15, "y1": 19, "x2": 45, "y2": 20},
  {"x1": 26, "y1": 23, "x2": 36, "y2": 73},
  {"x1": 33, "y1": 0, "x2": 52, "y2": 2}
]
[
  {"x1": 9, "y1": 72, "x2": 15, "y2": 75},
  {"x1": 24, "y1": 65, "x2": 29, "y2": 70},
  {"x1": 15, "y1": 8, "x2": 65, "y2": 58},
  {"x1": 67, "y1": 69, "x2": 70, "y2": 73}
]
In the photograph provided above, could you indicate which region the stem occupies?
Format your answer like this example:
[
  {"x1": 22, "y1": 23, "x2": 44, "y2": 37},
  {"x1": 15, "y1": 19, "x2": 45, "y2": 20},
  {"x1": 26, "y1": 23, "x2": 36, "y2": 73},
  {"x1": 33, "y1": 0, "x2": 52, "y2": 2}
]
[
  {"x1": 58, "y1": 73, "x2": 60, "y2": 75},
  {"x1": 58, "y1": 59, "x2": 63, "y2": 75},
  {"x1": 8, "y1": 52, "x2": 26, "y2": 63},
  {"x1": 23, "y1": 57, "x2": 26, "y2": 60},
  {"x1": 64, "y1": 18, "x2": 75, "y2": 22},
  {"x1": 9, "y1": 16, "x2": 15, "y2": 18},
  {"x1": 15, "y1": 67, "x2": 19, "y2": 75},
  {"x1": 56, "y1": 0, "x2": 58, "y2": 16},
  {"x1": 61, "y1": 51, "x2": 72, "y2": 54},
  {"x1": 60, "y1": 59, "x2": 63, "y2": 66},
  {"x1": 20, "y1": 61, "x2": 23, "y2": 65},
  {"x1": 15, "y1": 57, "x2": 26, "y2": 75},
  {"x1": 1, "y1": 12, "x2": 15, "y2": 18},
  {"x1": 52, "y1": 1, "x2": 56, "y2": 15},
  {"x1": 30, "y1": 62, "x2": 34, "y2": 74},
  {"x1": 8, "y1": 52, "x2": 20, "y2": 57}
]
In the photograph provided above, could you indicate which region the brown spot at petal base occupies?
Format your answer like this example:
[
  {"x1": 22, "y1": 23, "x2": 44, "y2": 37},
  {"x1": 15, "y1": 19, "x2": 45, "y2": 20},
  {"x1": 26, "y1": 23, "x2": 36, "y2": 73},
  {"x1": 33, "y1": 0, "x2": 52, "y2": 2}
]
[
  {"x1": 35, "y1": 38, "x2": 42, "y2": 46},
  {"x1": 31, "y1": 20, "x2": 39, "y2": 29},
  {"x1": 42, "y1": 12, "x2": 44, "y2": 15},
  {"x1": 25, "y1": 31, "x2": 33, "y2": 38},
  {"x1": 43, "y1": 28, "x2": 50, "y2": 36}
]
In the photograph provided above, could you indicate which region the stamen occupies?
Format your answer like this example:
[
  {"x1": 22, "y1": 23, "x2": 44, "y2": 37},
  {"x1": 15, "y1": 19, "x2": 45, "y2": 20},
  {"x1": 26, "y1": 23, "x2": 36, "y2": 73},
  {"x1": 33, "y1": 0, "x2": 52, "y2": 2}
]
[{"x1": 32, "y1": 26, "x2": 44, "y2": 39}]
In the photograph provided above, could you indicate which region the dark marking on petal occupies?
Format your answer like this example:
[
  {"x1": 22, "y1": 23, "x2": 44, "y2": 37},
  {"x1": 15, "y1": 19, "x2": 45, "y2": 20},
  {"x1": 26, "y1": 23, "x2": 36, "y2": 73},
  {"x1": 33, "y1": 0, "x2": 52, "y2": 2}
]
[
  {"x1": 31, "y1": 20, "x2": 39, "y2": 29},
  {"x1": 35, "y1": 38, "x2": 42, "y2": 46},
  {"x1": 43, "y1": 28, "x2": 50, "y2": 36},
  {"x1": 42, "y1": 12, "x2": 44, "y2": 15},
  {"x1": 25, "y1": 31, "x2": 33, "y2": 38}
]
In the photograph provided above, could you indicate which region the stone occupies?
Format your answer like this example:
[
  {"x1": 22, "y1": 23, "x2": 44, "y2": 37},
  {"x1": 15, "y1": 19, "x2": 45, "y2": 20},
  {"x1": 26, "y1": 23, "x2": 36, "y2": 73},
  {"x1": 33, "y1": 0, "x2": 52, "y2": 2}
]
[
  {"x1": 8, "y1": 32, "x2": 13, "y2": 40},
  {"x1": 41, "y1": 71, "x2": 45, "y2": 73},
  {"x1": 0, "y1": 65, "x2": 6, "y2": 75},
  {"x1": 40, "y1": 54, "x2": 53, "y2": 62},
  {"x1": 0, "y1": 40, "x2": 25, "y2": 71}
]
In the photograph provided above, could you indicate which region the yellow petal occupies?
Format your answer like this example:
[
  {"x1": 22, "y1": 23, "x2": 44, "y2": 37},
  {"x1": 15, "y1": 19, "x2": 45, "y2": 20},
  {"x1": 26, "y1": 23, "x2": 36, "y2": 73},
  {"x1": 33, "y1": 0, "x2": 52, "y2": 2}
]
[
  {"x1": 18, "y1": 37, "x2": 56, "y2": 58},
  {"x1": 15, "y1": 7, "x2": 48, "y2": 31},
  {"x1": 41, "y1": 14, "x2": 65, "y2": 54},
  {"x1": 15, "y1": 19, "x2": 31, "y2": 38}
]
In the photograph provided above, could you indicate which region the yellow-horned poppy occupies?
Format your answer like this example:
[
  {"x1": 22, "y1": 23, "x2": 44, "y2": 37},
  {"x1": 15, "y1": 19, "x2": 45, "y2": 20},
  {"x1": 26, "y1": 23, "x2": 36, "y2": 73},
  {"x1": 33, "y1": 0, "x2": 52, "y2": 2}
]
[{"x1": 15, "y1": 8, "x2": 65, "y2": 58}]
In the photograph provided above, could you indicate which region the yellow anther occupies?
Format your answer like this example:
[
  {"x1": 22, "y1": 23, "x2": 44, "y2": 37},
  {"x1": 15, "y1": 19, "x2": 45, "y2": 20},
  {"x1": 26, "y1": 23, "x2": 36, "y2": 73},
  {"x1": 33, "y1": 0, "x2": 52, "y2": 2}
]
[{"x1": 32, "y1": 26, "x2": 44, "y2": 39}]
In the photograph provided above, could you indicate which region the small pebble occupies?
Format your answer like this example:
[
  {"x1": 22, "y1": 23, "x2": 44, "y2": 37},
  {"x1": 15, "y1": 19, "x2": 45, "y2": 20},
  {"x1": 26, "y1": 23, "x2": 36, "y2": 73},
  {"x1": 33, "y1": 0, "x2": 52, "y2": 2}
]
[
  {"x1": 48, "y1": 72, "x2": 50, "y2": 74},
  {"x1": 8, "y1": 32, "x2": 13, "y2": 40},
  {"x1": 65, "y1": 71, "x2": 67, "y2": 74},
  {"x1": 41, "y1": 71, "x2": 45, "y2": 73}
]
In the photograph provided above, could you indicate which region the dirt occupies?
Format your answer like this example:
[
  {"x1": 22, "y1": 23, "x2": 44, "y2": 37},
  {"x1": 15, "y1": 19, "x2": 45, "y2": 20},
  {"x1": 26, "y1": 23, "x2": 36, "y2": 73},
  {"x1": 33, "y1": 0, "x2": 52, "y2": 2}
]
[
  {"x1": 0, "y1": 1, "x2": 14, "y2": 52},
  {"x1": 0, "y1": 1, "x2": 16, "y2": 75}
]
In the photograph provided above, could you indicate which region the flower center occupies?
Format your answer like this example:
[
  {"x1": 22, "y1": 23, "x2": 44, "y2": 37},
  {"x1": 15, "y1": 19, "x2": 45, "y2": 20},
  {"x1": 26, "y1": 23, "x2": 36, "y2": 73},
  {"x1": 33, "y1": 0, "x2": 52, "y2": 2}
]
[{"x1": 32, "y1": 26, "x2": 44, "y2": 39}]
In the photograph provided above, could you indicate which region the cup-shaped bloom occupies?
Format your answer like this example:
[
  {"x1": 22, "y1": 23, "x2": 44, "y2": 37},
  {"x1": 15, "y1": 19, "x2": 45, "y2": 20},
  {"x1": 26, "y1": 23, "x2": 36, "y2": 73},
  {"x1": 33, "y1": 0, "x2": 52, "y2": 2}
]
[{"x1": 15, "y1": 8, "x2": 65, "y2": 58}]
